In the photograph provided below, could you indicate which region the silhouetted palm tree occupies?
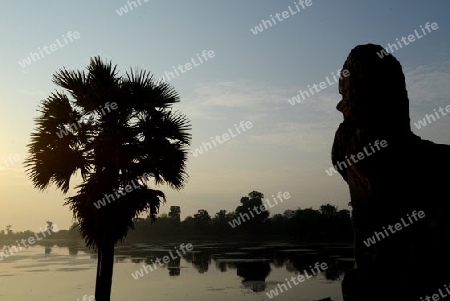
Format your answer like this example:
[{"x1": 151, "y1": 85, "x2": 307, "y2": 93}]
[{"x1": 25, "y1": 57, "x2": 191, "y2": 301}]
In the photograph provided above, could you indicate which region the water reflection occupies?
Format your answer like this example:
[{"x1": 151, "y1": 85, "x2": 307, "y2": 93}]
[
  {"x1": 168, "y1": 256, "x2": 180, "y2": 276},
  {"x1": 18, "y1": 241, "x2": 354, "y2": 295},
  {"x1": 131, "y1": 257, "x2": 145, "y2": 263},
  {"x1": 108, "y1": 242, "x2": 353, "y2": 284},
  {"x1": 184, "y1": 251, "x2": 211, "y2": 273},
  {"x1": 237, "y1": 261, "x2": 271, "y2": 292},
  {"x1": 68, "y1": 245, "x2": 79, "y2": 255}
]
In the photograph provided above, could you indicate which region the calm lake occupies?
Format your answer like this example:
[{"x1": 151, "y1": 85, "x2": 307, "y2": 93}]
[{"x1": 0, "y1": 241, "x2": 354, "y2": 301}]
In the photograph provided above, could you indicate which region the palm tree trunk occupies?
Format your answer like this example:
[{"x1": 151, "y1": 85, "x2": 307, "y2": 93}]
[
  {"x1": 95, "y1": 238, "x2": 115, "y2": 301},
  {"x1": 95, "y1": 248, "x2": 102, "y2": 297}
]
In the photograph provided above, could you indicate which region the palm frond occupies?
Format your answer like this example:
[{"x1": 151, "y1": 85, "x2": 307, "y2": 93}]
[{"x1": 27, "y1": 56, "x2": 191, "y2": 250}]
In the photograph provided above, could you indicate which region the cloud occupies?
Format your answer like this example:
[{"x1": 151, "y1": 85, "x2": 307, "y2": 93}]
[
  {"x1": 248, "y1": 121, "x2": 336, "y2": 153},
  {"x1": 0, "y1": 167, "x2": 26, "y2": 180},
  {"x1": 179, "y1": 78, "x2": 343, "y2": 121},
  {"x1": 178, "y1": 79, "x2": 343, "y2": 154},
  {"x1": 406, "y1": 59, "x2": 450, "y2": 104},
  {"x1": 193, "y1": 80, "x2": 287, "y2": 107}
]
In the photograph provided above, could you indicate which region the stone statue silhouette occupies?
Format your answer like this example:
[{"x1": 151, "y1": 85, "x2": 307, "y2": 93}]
[{"x1": 332, "y1": 44, "x2": 450, "y2": 301}]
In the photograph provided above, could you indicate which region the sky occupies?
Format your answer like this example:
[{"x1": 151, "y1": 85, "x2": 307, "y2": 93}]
[{"x1": 1, "y1": 0, "x2": 449, "y2": 232}]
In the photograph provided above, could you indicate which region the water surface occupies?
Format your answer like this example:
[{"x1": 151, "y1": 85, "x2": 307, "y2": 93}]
[{"x1": 0, "y1": 241, "x2": 354, "y2": 301}]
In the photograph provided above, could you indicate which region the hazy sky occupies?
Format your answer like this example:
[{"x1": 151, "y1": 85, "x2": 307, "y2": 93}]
[{"x1": 1, "y1": 0, "x2": 449, "y2": 231}]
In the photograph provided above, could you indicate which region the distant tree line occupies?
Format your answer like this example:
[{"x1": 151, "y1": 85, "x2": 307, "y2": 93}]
[
  {"x1": 0, "y1": 191, "x2": 352, "y2": 244},
  {"x1": 0, "y1": 221, "x2": 82, "y2": 244},
  {"x1": 126, "y1": 191, "x2": 353, "y2": 242}
]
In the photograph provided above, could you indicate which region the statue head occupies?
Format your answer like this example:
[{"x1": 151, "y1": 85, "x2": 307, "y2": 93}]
[{"x1": 337, "y1": 44, "x2": 411, "y2": 133}]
